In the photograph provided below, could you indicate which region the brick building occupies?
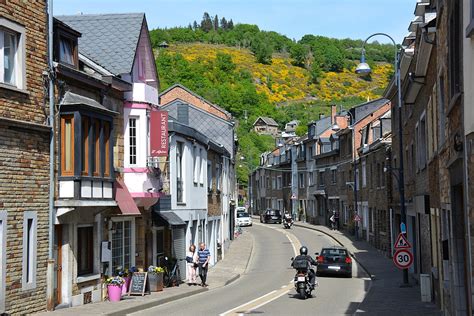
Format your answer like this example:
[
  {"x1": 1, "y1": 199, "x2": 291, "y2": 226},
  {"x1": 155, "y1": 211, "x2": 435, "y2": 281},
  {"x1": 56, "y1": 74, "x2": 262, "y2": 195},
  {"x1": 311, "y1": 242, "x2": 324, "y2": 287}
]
[{"x1": 0, "y1": 1, "x2": 51, "y2": 314}]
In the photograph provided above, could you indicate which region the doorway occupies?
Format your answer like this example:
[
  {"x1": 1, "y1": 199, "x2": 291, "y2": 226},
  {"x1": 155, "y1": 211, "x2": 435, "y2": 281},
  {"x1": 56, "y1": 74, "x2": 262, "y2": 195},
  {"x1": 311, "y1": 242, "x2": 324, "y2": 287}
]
[{"x1": 54, "y1": 225, "x2": 62, "y2": 306}]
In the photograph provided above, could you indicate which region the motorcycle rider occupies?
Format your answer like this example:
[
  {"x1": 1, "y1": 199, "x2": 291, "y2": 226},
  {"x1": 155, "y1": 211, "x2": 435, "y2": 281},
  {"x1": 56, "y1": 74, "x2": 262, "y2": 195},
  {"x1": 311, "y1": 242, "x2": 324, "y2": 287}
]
[
  {"x1": 284, "y1": 211, "x2": 294, "y2": 227},
  {"x1": 292, "y1": 246, "x2": 318, "y2": 289}
]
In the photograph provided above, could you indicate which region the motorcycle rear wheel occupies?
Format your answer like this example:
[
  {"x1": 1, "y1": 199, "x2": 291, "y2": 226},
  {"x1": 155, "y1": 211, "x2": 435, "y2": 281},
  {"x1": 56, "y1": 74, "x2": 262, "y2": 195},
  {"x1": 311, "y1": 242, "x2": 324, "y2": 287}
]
[{"x1": 298, "y1": 288, "x2": 306, "y2": 300}]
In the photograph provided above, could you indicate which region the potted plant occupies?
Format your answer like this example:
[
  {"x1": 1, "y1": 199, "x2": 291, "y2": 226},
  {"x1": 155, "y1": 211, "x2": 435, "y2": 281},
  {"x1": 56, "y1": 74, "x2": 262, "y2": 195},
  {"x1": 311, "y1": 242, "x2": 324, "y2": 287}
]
[
  {"x1": 105, "y1": 276, "x2": 125, "y2": 302},
  {"x1": 147, "y1": 265, "x2": 165, "y2": 292},
  {"x1": 116, "y1": 267, "x2": 132, "y2": 296}
]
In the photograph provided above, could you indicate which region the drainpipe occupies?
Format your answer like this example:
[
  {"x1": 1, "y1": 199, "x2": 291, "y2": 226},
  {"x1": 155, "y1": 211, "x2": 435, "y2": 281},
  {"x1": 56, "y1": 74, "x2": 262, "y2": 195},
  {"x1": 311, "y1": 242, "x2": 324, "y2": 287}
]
[{"x1": 46, "y1": 0, "x2": 56, "y2": 310}]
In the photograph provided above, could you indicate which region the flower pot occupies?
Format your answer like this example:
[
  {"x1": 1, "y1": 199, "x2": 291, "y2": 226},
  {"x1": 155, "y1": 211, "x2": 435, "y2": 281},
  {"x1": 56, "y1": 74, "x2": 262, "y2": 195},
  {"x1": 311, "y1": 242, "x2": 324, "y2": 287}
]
[
  {"x1": 148, "y1": 272, "x2": 164, "y2": 292},
  {"x1": 122, "y1": 276, "x2": 131, "y2": 296},
  {"x1": 108, "y1": 285, "x2": 122, "y2": 302}
]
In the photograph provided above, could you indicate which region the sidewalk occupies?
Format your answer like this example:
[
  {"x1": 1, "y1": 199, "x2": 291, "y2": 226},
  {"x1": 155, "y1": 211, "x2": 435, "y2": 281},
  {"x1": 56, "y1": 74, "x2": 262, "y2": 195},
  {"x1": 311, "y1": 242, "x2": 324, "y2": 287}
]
[
  {"x1": 294, "y1": 222, "x2": 442, "y2": 315},
  {"x1": 38, "y1": 231, "x2": 254, "y2": 316}
]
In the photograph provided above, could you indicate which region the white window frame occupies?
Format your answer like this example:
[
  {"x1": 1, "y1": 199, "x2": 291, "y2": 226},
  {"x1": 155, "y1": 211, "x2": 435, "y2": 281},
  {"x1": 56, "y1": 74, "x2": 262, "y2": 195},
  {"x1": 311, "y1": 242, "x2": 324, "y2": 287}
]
[
  {"x1": 108, "y1": 217, "x2": 136, "y2": 273},
  {"x1": 277, "y1": 175, "x2": 282, "y2": 189},
  {"x1": 176, "y1": 141, "x2": 185, "y2": 204},
  {"x1": 22, "y1": 211, "x2": 37, "y2": 290},
  {"x1": 207, "y1": 161, "x2": 213, "y2": 190},
  {"x1": 128, "y1": 116, "x2": 139, "y2": 166},
  {"x1": 193, "y1": 146, "x2": 199, "y2": 184},
  {"x1": 199, "y1": 148, "x2": 205, "y2": 186},
  {"x1": 0, "y1": 18, "x2": 26, "y2": 91},
  {"x1": 0, "y1": 211, "x2": 6, "y2": 312}
]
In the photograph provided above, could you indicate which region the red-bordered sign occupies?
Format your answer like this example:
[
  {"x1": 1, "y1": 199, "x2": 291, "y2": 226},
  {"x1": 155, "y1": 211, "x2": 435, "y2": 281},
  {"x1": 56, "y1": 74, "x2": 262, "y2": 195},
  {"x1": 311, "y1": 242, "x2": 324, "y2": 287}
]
[
  {"x1": 393, "y1": 249, "x2": 414, "y2": 269},
  {"x1": 394, "y1": 233, "x2": 412, "y2": 249},
  {"x1": 354, "y1": 214, "x2": 362, "y2": 222}
]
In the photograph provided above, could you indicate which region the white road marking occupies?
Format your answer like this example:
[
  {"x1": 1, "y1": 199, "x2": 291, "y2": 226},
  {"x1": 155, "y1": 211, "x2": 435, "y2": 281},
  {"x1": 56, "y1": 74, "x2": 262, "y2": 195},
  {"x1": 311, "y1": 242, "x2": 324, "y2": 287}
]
[{"x1": 219, "y1": 290, "x2": 277, "y2": 316}]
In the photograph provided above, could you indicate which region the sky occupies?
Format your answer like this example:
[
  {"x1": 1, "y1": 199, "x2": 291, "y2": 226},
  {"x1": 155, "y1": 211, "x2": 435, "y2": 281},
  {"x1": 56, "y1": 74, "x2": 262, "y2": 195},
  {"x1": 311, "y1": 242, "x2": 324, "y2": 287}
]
[{"x1": 53, "y1": 0, "x2": 415, "y2": 44}]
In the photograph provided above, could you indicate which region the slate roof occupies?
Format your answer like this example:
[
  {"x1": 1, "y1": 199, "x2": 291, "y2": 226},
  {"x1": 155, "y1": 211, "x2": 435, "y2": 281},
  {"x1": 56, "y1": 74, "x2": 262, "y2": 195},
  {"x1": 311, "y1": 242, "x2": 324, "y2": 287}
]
[
  {"x1": 56, "y1": 13, "x2": 145, "y2": 75},
  {"x1": 254, "y1": 116, "x2": 278, "y2": 126}
]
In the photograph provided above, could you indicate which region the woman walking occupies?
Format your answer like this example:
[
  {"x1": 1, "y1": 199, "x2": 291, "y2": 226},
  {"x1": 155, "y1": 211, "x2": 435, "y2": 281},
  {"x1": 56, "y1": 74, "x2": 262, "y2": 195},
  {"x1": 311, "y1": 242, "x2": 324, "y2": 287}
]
[{"x1": 186, "y1": 244, "x2": 198, "y2": 285}]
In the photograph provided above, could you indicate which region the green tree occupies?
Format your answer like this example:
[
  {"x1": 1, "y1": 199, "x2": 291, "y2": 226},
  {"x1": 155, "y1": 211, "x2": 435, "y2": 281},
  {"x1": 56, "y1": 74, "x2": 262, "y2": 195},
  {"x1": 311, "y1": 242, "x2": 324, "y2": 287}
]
[{"x1": 201, "y1": 12, "x2": 213, "y2": 32}]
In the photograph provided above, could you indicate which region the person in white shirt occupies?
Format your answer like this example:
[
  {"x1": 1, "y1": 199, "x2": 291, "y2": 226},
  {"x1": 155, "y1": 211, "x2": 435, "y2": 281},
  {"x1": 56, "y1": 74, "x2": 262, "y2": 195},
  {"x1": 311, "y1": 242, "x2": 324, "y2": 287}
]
[{"x1": 186, "y1": 244, "x2": 199, "y2": 285}]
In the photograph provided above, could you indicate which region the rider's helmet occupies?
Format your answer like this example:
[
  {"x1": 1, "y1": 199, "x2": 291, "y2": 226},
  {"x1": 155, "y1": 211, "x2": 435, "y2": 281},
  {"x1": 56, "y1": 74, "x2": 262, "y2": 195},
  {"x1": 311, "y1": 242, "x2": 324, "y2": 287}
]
[{"x1": 299, "y1": 246, "x2": 308, "y2": 255}]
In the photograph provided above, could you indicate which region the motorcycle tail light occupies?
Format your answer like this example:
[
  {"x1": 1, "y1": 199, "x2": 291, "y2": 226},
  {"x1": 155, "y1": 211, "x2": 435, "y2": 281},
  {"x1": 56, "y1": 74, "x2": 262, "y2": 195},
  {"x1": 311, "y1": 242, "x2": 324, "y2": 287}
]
[
  {"x1": 317, "y1": 255, "x2": 324, "y2": 263},
  {"x1": 345, "y1": 256, "x2": 352, "y2": 264}
]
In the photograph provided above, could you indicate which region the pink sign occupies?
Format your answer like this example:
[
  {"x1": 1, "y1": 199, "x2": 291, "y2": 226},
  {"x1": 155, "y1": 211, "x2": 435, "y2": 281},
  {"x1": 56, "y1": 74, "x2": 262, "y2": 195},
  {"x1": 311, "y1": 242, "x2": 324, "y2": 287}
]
[{"x1": 150, "y1": 111, "x2": 168, "y2": 157}]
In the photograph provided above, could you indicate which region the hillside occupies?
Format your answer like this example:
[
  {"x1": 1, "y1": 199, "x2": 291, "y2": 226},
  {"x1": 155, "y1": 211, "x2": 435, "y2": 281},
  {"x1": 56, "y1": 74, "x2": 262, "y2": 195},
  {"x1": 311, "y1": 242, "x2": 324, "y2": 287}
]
[{"x1": 160, "y1": 43, "x2": 392, "y2": 104}]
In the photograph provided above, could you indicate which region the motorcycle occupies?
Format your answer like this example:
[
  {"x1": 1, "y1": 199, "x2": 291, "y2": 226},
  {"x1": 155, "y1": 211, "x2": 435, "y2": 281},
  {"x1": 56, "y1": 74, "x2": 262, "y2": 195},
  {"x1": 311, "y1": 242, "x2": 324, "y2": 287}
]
[
  {"x1": 290, "y1": 256, "x2": 317, "y2": 299},
  {"x1": 283, "y1": 216, "x2": 293, "y2": 229}
]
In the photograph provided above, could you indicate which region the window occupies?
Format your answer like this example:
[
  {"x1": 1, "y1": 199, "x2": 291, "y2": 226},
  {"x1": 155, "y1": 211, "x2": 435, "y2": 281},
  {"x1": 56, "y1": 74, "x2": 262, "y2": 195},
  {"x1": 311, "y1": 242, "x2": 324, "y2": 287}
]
[
  {"x1": 438, "y1": 74, "x2": 446, "y2": 146},
  {"x1": 104, "y1": 122, "x2": 111, "y2": 177},
  {"x1": 129, "y1": 118, "x2": 137, "y2": 165},
  {"x1": 417, "y1": 115, "x2": 427, "y2": 171},
  {"x1": 199, "y1": 149, "x2": 205, "y2": 186},
  {"x1": 299, "y1": 173, "x2": 305, "y2": 188},
  {"x1": 176, "y1": 142, "x2": 184, "y2": 203},
  {"x1": 0, "y1": 211, "x2": 6, "y2": 312},
  {"x1": 110, "y1": 219, "x2": 134, "y2": 273},
  {"x1": 81, "y1": 117, "x2": 89, "y2": 175},
  {"x1": 207, "y1": 162, "x2": 213, "y2": 190},
  {"x1": 193, "y1": 146, "x2": 199, "y2": 184},
  {"x1": 216, "y1": 163, "x2": 221, "y2": 191},
  {"x1": 308, "y1": 172, "x2": 314, "y2": 186},
  {"x1": 22, "y1": 211, "x2": 37, "y2": 290},
  {"x1": 152, "y1": 228, "x2": 164, "y2": 266},
  {"x1": 362, "y1": 160, "x2": 367, "y2": 188},
  {"x1": 272, "y1": 177, "x2": 276, "y2": 189},
  {"x1": 355, "y1": 168, "x2": 360, "y2": 190},
  {"x1": 331, "y1": 169, "x2": 337, "y2": 184},
  {"x1": 77, "y1": 226, "x2": 94, "y2": 276},
  {"x1": 61, "y1": 115, "x2": 74, "y2": 176},
  {"x1": 448, "y1": 1, "x2": 462, "y2": 99},
  {"x1": 318, "y1": 171, "x2": 324, "y2": 187},
  {"x1": 59, "y1": 36, "x2": 75, "y2": 65},
  {"x1": 93, "y1": 119, "x2": 100, "y2": 176},
  {"x1": 277, "y1": 176, "x2": 282, "y2": 189},
  {"x1": 0, "y1": 20, "x2": 25, "y2": 89}
]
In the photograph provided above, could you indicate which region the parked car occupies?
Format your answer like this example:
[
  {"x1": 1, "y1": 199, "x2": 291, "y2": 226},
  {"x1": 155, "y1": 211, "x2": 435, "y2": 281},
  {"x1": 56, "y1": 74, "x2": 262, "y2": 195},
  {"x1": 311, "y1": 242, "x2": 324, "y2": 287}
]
[
  {"x1": 316, "y1": 246, "x2": 352, "y2": 278},
  {"x1": 260, "y1": 209, "x2": 282, "y2": 224},
  {"x1": 236, "y1": 206, "x2": 247, "y2": 214},
  {"x1": 236, "y1": 212, "x2": 252, "y2": 226}
]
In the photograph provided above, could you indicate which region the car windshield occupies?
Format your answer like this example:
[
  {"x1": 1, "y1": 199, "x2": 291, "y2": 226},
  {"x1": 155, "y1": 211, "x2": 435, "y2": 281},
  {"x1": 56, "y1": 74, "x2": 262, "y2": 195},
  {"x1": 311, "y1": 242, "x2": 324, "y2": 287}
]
[
  {"x1": 237, "y1": 212, "x2": 249, "y2": 218},
  {"x1": 321, "y1": 249, "x2": 347, "y2": 257},
  {"x1": 267, "y1": 210, "x2": 280, "y2": 216}
]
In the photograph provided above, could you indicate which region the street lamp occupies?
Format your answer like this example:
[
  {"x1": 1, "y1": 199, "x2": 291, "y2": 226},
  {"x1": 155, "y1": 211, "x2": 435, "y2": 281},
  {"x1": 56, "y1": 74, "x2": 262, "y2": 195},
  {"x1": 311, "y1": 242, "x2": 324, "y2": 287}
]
[
  {"x1": 356, "y1": 32, "x2": 408, "y2": 286},
  {"x1": 332, "y1": 111, "x2": 359, "y2": 241}
]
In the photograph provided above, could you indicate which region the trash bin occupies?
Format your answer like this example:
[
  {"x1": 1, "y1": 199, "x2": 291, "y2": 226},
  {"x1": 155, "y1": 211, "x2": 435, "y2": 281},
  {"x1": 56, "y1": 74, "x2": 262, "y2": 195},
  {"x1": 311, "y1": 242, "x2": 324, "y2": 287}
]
[{"x1": 420, "y1": 274, "x2": 432, "y2": 302}]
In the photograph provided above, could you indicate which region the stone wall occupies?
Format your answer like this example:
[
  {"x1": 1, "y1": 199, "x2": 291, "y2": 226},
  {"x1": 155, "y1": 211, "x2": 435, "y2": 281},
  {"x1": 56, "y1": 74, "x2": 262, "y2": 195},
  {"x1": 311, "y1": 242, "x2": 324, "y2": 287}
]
[{"x1": 0, "y1": 1, "x2": 50, "y2": 314}]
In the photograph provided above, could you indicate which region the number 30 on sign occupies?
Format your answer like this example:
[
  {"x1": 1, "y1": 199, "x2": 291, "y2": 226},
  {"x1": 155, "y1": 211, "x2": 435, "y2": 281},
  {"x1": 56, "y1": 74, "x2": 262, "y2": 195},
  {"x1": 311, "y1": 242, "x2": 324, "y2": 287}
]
[{"x1": 393, "y1": 249, "x2": 414, "y2": 269}]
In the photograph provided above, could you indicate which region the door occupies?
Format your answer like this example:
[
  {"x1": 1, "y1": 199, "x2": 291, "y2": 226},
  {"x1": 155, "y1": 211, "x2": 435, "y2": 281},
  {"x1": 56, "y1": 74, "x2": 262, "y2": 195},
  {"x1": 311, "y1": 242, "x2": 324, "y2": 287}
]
[
  {"x1": 54, "y1": 225, "x2": 62, "y2": 305},
  {"x1": 172, "y1": 227, "x2": 186, "y2": 280}
]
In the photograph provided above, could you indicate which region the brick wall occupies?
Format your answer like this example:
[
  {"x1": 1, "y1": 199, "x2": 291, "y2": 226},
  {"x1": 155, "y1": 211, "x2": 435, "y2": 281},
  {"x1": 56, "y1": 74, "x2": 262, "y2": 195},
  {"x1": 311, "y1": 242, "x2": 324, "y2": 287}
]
[
  {"x1": 0, "y1": 1, "x2": 50, "y2": 314},
  {"x1": 160, "y1": 86, "x2": 230, "y2": 121}
]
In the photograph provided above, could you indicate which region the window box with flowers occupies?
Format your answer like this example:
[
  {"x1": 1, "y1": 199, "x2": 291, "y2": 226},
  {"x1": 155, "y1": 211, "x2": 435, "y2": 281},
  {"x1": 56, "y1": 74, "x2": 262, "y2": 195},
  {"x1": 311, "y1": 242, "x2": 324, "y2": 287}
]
[
  {"x1": 105, "y1": 276, "x2": 125, "y2": 302},
  {"x1": 147, "y1": 266, "x2": 165, "y2": 292}
]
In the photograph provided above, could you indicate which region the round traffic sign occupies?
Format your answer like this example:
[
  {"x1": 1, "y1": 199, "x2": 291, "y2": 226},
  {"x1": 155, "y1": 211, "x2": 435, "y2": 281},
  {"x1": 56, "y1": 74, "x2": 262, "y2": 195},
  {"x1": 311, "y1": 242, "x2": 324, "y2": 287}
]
[{"x1": 393, "y1": 249, "x2": 414, "y2": 269}]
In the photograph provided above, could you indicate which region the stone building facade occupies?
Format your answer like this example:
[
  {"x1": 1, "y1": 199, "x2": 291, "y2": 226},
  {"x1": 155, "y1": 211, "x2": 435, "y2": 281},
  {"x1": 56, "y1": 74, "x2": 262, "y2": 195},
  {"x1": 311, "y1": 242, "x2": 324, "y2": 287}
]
[{"x1": 0, "y1": 1, "x2": 51, "y2": 314}]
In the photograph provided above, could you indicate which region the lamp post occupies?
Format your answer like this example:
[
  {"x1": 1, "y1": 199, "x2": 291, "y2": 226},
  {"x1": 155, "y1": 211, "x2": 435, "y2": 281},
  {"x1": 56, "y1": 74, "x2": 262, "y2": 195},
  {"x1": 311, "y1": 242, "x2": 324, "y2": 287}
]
[
  {"x1": 356, "y1": 33, "x2": 408, "y2": 286},
  {"x1": 332, "y1": 111, "x2": 358, "y2": 240}
]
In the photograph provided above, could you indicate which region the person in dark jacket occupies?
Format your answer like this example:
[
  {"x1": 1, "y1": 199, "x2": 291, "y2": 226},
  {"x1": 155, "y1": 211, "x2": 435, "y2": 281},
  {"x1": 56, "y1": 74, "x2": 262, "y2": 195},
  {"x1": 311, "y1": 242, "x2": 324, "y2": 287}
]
[{"x1": 292, "y1": 246, "x2": 318, "y2": 288}]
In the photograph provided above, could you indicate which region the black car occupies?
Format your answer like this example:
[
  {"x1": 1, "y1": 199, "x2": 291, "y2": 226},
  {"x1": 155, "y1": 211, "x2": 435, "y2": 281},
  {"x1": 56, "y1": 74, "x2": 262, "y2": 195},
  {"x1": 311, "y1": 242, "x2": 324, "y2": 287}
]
[
  {"x1": 260, "y1": 209, "x2": 282, "y2": 224},
  {"x1": 316, "y1": 246, "x2": 352, "y2": 278}
]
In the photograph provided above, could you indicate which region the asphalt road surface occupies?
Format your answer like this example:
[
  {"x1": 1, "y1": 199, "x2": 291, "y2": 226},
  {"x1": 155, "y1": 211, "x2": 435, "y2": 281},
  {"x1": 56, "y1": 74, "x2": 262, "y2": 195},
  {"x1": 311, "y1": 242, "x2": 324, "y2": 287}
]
[{"x1": 131, "y1": 223, "x2": 370, "y2": 316}]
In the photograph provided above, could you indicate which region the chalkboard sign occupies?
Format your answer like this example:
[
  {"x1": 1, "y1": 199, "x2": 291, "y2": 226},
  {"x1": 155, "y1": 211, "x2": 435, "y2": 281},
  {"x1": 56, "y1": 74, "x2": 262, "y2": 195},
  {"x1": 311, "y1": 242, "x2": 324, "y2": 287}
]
[{"x1": 129, "y1": 272, "x2": 148, "y2": 296}]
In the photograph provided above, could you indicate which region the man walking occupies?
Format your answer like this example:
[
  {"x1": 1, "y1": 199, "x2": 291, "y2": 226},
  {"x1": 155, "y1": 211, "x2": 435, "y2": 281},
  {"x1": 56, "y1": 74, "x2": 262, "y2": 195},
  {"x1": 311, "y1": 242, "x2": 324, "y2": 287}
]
[{"x1": 198, "y1": 242, "x2": 211, "y2": 287}]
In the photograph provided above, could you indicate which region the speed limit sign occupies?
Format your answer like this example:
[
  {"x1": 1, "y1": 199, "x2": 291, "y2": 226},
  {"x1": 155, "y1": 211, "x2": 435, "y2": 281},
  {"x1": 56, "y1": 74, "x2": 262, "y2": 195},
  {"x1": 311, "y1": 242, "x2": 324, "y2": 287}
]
[{"x1": 393, "y1": 249, "x2": 414, "y2": 269}]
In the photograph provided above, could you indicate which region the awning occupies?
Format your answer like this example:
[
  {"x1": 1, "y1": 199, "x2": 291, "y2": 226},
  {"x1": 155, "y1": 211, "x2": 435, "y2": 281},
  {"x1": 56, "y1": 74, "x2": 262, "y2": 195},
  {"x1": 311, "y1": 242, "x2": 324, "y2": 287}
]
[
  {"x1": 157, "y1": 212, "x2": 186, "y2": 226},
  {"x1": 114, "y1": 179, "x2": 141, "y2": 215}
]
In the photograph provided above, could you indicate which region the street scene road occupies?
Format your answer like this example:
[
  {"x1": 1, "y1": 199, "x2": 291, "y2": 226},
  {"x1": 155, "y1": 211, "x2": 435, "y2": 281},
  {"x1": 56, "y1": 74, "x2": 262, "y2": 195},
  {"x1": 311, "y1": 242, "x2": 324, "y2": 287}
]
[{"x1": 132, "y1": 223, "x2": 369, "y2": 316}]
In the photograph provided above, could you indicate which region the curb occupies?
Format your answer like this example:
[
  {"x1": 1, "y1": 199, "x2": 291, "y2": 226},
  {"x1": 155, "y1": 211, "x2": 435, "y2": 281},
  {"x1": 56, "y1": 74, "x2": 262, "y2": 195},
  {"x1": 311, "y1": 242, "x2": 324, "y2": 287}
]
[
  {"x1": 106, "y1": 287, "x2": 208, "y2": 316},
  {"x1": 293, "y1": 223, "x2": 374, "y2": 280},
  {"x1": 222, "y1": 229, "x2": 256, "y2": 287},
  {"x1": 224, "y1": 274, "x2": 241, "y2": 286}
]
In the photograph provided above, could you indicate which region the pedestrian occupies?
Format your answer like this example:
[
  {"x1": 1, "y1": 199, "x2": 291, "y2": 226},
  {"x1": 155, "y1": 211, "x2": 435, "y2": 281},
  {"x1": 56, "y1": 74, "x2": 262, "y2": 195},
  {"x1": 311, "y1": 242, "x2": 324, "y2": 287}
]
[
  {"x1": 330, "y1": 210, "x2": 336, "y2": 230},
  {"x1": 334, "y1": 210, "x2": 340, "y2": 230},
  {"x1": 197, "y1": 242, "x2": 211, "y2": 287},
  {"x1": 186, "y1": 244, "x2": 198, "y2": 285}
]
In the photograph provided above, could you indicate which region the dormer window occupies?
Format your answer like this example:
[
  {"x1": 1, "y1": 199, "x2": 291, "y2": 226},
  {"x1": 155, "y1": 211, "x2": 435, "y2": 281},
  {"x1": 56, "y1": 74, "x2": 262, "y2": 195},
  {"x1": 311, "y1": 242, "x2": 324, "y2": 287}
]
[
  {"x1": 54, "y1": 19, "x2": 80, "y2": 68},
  {"x1": 59, "y1": 36, "x2": 75, "y2": 65}
]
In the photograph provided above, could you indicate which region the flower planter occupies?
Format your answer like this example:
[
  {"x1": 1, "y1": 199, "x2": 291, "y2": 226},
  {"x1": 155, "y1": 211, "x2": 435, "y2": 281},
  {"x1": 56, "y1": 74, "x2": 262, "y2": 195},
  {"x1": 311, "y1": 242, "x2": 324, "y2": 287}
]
[
  {"x1": 148, "y1": 272, "x2": 164, "y2": 292},
  {"x1": 108, "y1": 284, "x2": 122, "y2": 302},
  {"x1": 121, "y1": 276, "x2": 131, "y2": 296}
]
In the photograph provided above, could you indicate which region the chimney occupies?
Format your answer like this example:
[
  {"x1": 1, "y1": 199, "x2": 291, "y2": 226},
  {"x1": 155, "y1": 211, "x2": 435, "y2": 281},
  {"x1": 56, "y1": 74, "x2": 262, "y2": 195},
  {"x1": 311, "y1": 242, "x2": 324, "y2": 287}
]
[
  {"x1": 331, "y1": 105, "x2": 337, "y2": 124},
  {"x1": 319, "y1": 113, "x2": 325, "y2": 120}
]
